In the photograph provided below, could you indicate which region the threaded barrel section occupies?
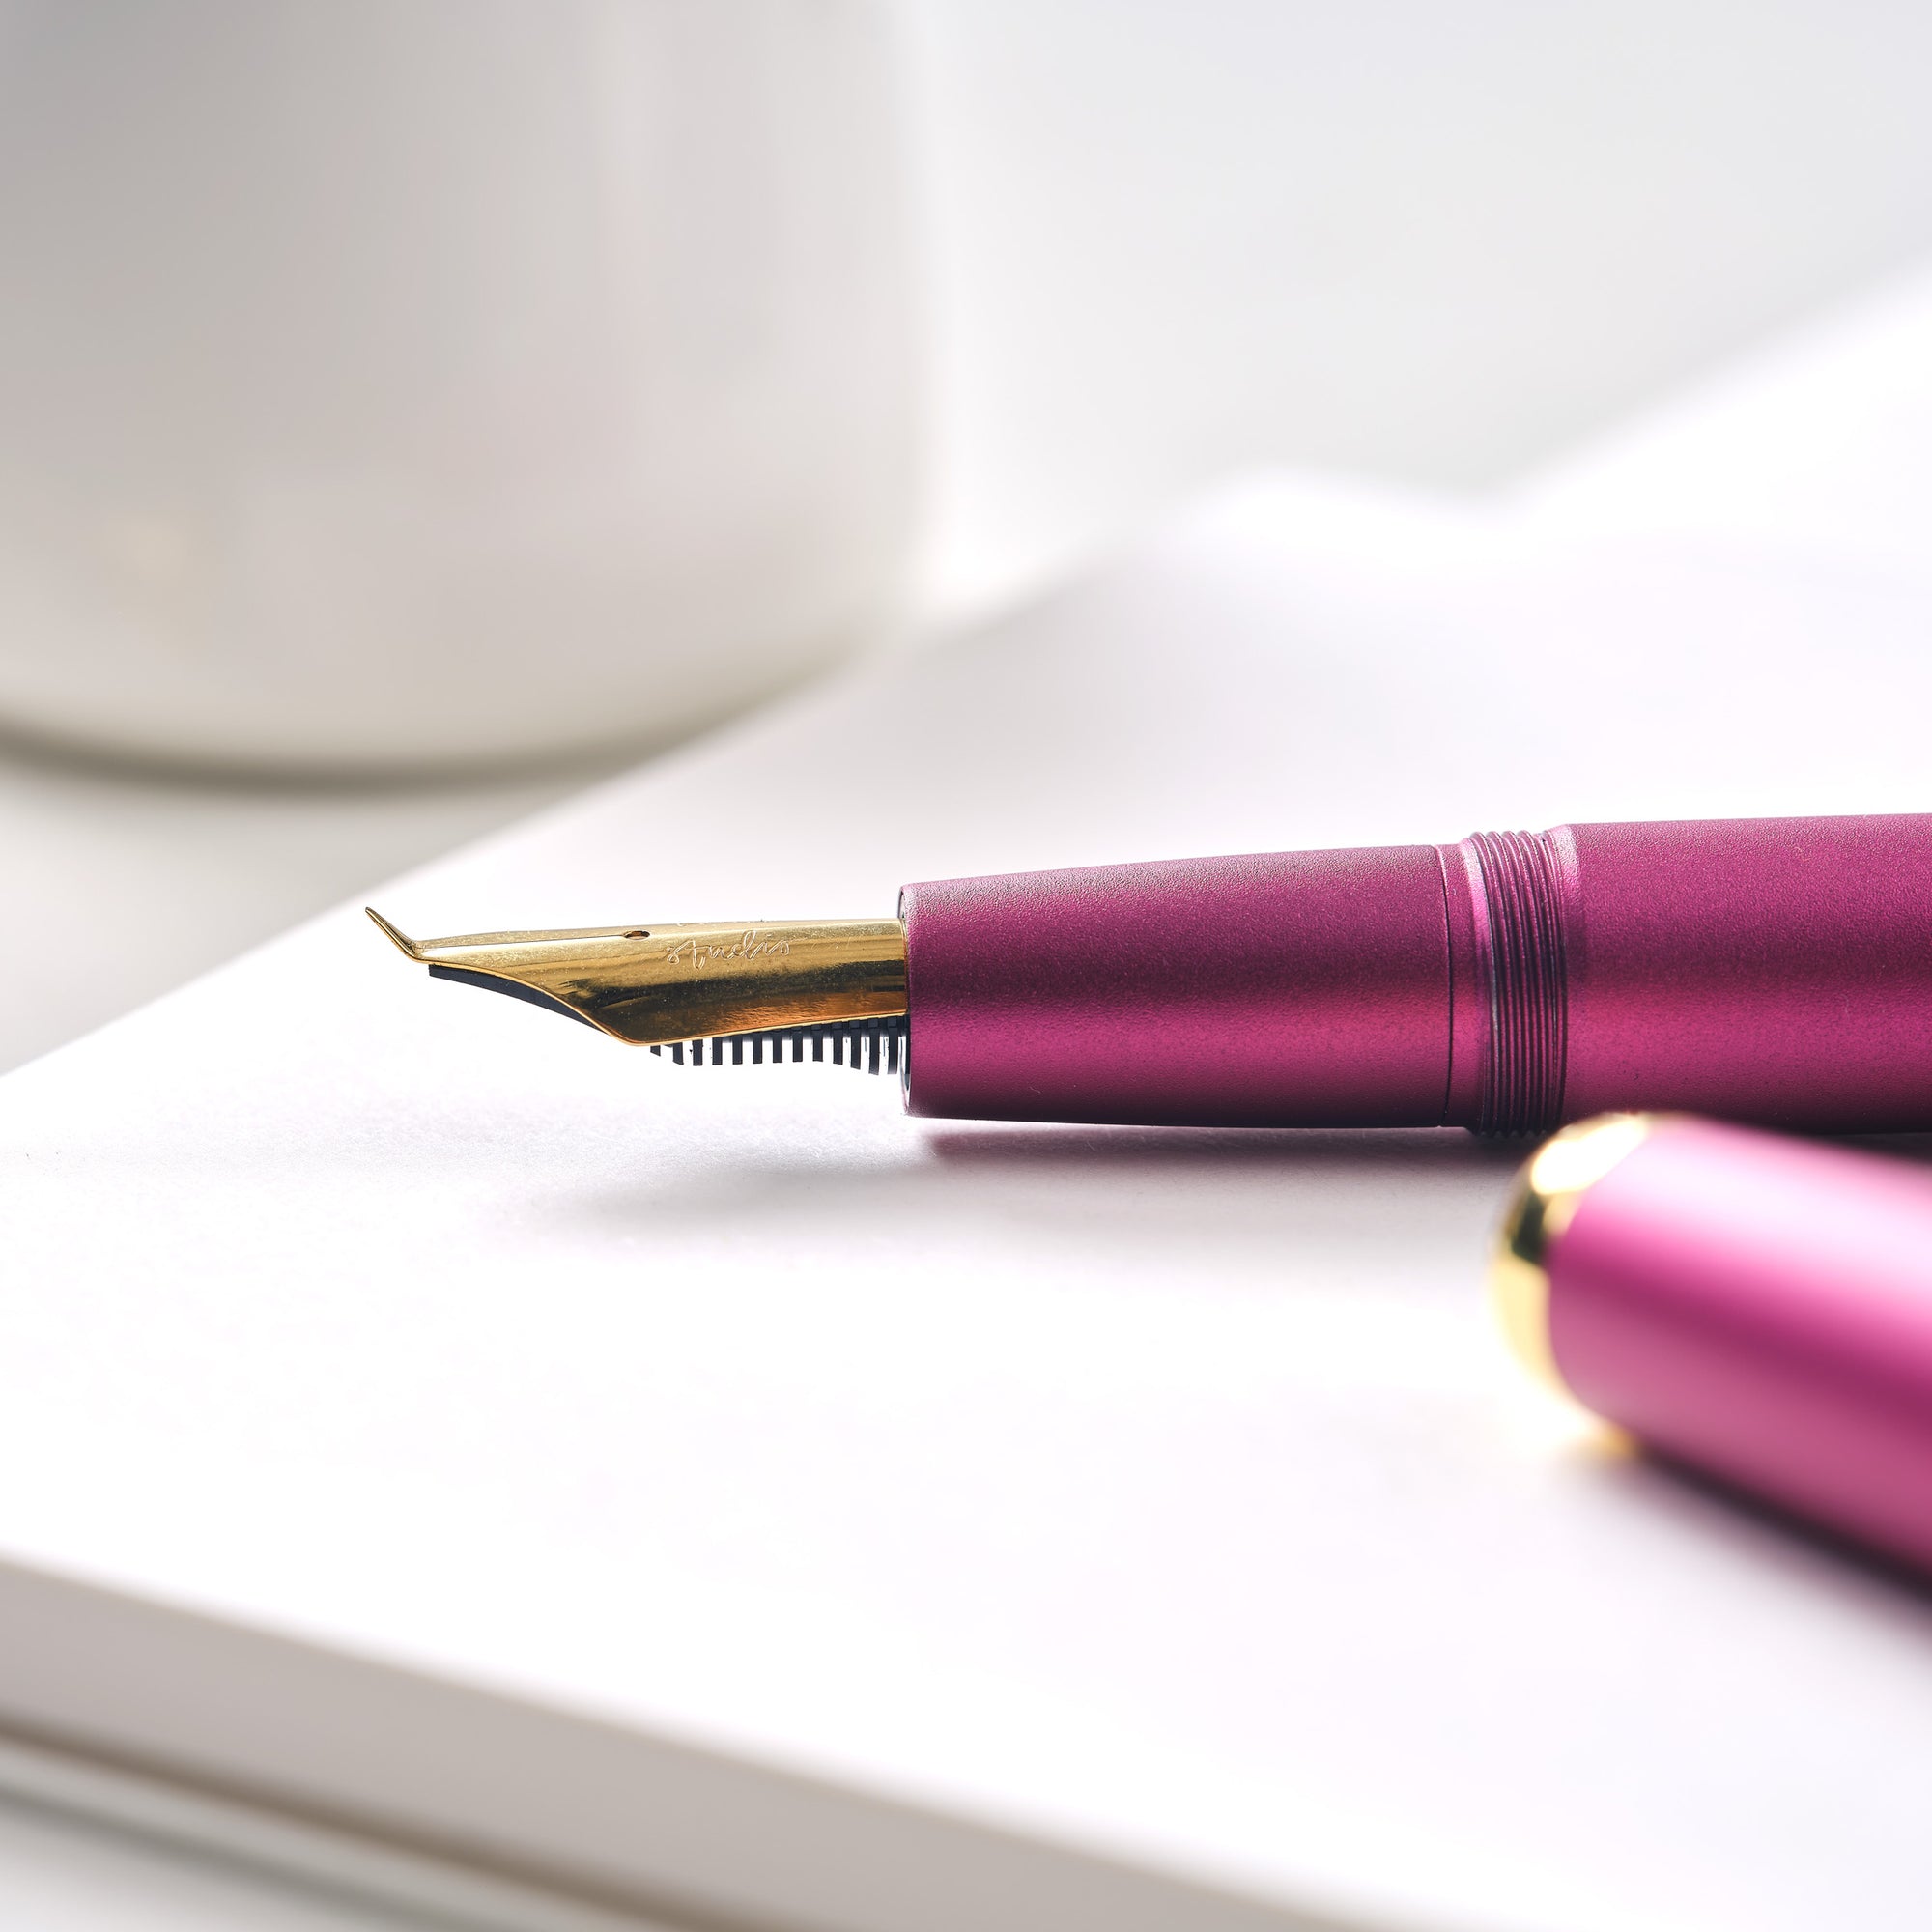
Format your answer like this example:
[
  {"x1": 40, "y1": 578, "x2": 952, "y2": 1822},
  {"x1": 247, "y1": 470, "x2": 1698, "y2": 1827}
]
[{"x1": 1469, "y1": 829, "x2": 1569, "y2": 1136}]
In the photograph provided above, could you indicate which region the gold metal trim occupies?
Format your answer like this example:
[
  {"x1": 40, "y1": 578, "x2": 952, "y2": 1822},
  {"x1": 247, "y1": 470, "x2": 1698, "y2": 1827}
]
[
  {"x1": 368, "y1": 909, "x2": 907, "y2": 1047},
  {"x1": 1488, "y1": 1112, "x2": 1658, "y2": 1391}
]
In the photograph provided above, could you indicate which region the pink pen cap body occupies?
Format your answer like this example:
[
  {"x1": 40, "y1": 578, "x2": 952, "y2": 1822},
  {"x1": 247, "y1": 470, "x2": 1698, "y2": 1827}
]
[{"x1": 1493, "y1": 1114, "x2": 1932, "y2": 1572}]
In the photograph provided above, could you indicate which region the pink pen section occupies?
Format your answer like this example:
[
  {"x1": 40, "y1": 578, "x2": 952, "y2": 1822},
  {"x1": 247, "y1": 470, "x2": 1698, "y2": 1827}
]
[
  {"x1": 900, "y1": 845, "x2": 1453, "y2": 1127},
  {"x1": 1498, "y1": 1115, "x2": 1932, "y2": 1575},
  {"x1": 899, "y1": 813, "x2": 1932, "y2": 1131}
]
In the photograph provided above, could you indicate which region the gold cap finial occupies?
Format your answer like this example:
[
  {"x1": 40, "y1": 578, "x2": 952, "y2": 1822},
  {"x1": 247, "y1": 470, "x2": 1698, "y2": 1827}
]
[{"x1": 1489, "y1": 1113, "x2": 1658, "y2": 1391}]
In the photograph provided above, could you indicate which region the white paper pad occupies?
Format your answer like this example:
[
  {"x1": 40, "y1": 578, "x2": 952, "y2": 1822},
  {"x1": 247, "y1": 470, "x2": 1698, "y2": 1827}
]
[{"x1": 7, "y1": 271, "x2": 1932, "y2": 1932}]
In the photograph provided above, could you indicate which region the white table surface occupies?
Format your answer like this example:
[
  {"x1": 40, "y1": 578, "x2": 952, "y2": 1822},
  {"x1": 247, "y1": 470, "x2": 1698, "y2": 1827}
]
[{"x1": 7, "y1": 1, "x2": 1932, "y2": 1922}]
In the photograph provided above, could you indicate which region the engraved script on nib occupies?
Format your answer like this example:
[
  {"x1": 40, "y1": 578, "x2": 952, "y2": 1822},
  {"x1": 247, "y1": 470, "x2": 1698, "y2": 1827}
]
[{"x1": 665, "y1": 931, "x2": 794, "y2": 970}]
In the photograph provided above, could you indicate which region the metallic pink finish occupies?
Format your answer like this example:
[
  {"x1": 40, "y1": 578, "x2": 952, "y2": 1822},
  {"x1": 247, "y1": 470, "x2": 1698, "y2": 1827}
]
[
  {"x1": 1549, "y1": 1118, "x2": 1932, "y2": 1574},
  {"x1": 901, "y1": 813, "x2": 1932, "y2": 1131},
  {"x1": 900, "y1": 846, "x2": 1452, "y2": 1125},
  {"x1": 1558, "y1": 815, "x2": 1932, "y2": 1131}
]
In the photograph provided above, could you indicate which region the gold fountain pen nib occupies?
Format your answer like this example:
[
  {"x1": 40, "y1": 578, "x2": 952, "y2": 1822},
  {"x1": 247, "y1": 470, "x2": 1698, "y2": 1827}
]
[{"x1": 366, "y1": 907, "x2": 909, "y2": 1072}]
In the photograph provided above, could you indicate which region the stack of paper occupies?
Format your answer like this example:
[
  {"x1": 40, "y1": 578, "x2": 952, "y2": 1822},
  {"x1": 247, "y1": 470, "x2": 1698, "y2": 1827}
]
[{"x1": 5, "y1": 269, "x2": 1932, "y2": 1932}]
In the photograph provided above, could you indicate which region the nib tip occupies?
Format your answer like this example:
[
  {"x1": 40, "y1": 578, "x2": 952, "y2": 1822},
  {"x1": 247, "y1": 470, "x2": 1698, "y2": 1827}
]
[{"x1": 365, "y1": 907, "x2": 424, "y2": 960}]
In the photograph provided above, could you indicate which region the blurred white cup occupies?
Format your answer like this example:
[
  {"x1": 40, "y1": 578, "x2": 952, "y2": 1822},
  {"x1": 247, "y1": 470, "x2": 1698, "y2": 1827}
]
[{"x1": 0, "y1": 0, "x2": 917, "y2": 772}]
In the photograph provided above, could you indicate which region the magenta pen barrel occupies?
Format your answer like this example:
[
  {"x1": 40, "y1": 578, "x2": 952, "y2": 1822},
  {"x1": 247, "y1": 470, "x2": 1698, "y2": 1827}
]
[
  {"x1": 901, "y1": 812, "x2": 1932, "y2": 1131},
  {"x1": 1523, "y1": 813, "x2": 1932, "y2": 1133},
  {"x1": 1499, "y1": 1115, "x2": 1932, "y2": 1574}
]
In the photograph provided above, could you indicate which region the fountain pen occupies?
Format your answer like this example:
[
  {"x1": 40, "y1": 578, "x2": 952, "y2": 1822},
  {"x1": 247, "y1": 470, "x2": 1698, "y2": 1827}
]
[{"x1": 371, "y1": 810, "x2": 1932, "y2": 1135}]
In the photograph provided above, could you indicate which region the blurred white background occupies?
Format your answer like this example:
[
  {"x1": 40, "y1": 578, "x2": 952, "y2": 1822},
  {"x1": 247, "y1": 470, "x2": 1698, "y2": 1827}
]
[
  {"x1": 909, "y1": 0, "x2": 1932, "y2": 609},
  {"x1": 6, "y1": 0, "x2": 1932, "y2": 1916},
  {"x1": 10, "y1": 0, "x2": 1932, "y2": 1072}
]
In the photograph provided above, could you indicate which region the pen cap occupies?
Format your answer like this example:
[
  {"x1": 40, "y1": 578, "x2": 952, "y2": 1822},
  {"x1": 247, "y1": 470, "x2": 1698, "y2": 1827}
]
[{"x1": 1493, "y1": 1114, "x2": 1932, "y2": 1571}]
